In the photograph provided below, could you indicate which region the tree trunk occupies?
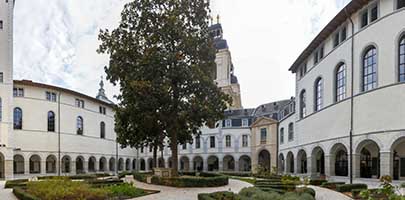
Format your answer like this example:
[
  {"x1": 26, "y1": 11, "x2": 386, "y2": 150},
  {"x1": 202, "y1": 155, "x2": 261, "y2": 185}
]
[
  {"x1": 170, "y1": 132, "x2": 179, "y2": 176},
  {"x1": 153, "y1": 145, "x2": 158, "y2": 172}
]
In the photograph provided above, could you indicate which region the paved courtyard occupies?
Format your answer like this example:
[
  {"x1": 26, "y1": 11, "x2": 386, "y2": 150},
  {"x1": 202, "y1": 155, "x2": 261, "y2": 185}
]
[
  {"x1": 309, "y1": 185, "x2": 353, "y2": 200},
  {"x1": 0, "y1": 181, "x2": 18, "y2": 200}
]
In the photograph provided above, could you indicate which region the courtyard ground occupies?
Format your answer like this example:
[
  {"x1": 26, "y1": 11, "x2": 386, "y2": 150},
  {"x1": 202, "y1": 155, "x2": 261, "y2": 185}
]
[{"x1": 0, "y1": 181, "x2": 18, "y2": 200}]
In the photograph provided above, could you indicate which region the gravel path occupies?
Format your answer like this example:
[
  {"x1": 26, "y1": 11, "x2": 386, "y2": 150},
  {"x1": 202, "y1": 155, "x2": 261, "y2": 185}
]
[
  {"x1": 309, "y1": 185, "x2": 353, "y2": 200},
  {"x1": 0, "y1": 181, "x2": 18, "y2": 200},
  {"x1": 129, "y1": 178, "x2": 253, "y2": 200}
]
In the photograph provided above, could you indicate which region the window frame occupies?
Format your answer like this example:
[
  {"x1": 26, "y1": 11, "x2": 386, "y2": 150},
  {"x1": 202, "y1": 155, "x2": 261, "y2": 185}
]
[
  {"x1": 225, "y1": 135, "x2": 231, "y2": 148},
  {"x1": 210, "y1": 136, "x2": 216, "y2": 148},
  {"x1": 13, "y1": 107, "x2": 23, "y2": 130},
  {"x1": 288, "y1": 123, "x2": 294, "y2": 142},
  {"x1": 47, "y1": 111, "x2": 55, "y2": 132},
  {"x1": 280, "y1": 128, "x2": 284, "y2": 144},
  {"x1": 399, "y1": 35, "x2": 405, "y2": 82},
  {"x1": 241, "y1": 118, "x2": 249, "y2": 127},
  {"x1": 314, "y1": 77, "x2": 323, "y2": 112},
  {"x1": 76, "y1": 116, "x2": 84, "y2": 135},
  {"x1": 397, "y1": 0, "x2": 405, "y2": 9},
  {"x1": 100, "y1": 121, "x2": 106, "y2": 139},
  {"x1": 242, "y1": 135, "x2": 248, "y2": 147},
  {"x1": 260, "y1": 128, "x2": 267, "y2": 144},
  {"x1": 225, "y1": 119, "x2": 232, "y2": 127},
  {"x1": 299, "y1": 90, "x2": 307, "y2": 119},
  {"x1": 335, "y1": 63, "x2": 347, "y2": 102},
  {"x1": 0, "y1": 72, "x2": 3, "y2": 83},
  {"x1": 195, "y1": 136, "x2": 201, "y2": 149},
  {"x1": 362, "y1": 46, "x2": 378, "y2": 92}
]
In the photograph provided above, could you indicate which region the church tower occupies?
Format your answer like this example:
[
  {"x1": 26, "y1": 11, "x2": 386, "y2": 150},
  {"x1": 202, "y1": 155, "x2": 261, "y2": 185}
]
[
  {"x1": 209, "y1": 18, "x2": 242, "y2": 109},
  {"x1": 0, "y1": 0, "x2": 15, "y2": 179}
]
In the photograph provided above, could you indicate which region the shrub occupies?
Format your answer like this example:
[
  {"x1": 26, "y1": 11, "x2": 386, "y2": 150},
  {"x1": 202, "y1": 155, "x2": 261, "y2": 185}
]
[
  {"x1": 5, "y1": 179, "x2": 28, "y2": 188},
  {"x1": 118, "y1": 171, "x2": 134, "y2": 179},
  {"x1": 282, "y1": 192, "x2": 314, "y2": 200},
  {"x1": 336, "y1": 183, "x2": 367, "y2": 193},
  {"x1": 150, "y1": 175, "x2": 228, "y2": 187},
  {"x1": 309, "y1": 179, "x2": 327, "y2": 186},
  {"x1": 198, "y1": 191, "x2": 239, "y2": 200},
  {"x1": 351, "y1": 189, "x2": 363, "y2": 199},
  {"x1": 281, "y1": 175, "x2": 301, "y2": 185},
  {"x1": 86, "y1": 178, "x2": 124, "y2": 187},
  {"x1": 295, "y1": 187, "x2": 316, "y2": 197},
  {"x1": 13, "y1": 187, "x2": 40, "y2": 200},
  {"x1": 239, "y1": 187, "x2": 263, "y2": 198},
  {"x1": 133, "y1": 172, "x2": 150, "y2": 182},
  {"x1": 220, "y1": 172, "x2": 252, "y2": 177},
  {"x1": 106, "y1": 183, "x2": 146, "y2": 198},
  {"x1": 321, "y1": 182, "x2": 345, "y2": 190}
]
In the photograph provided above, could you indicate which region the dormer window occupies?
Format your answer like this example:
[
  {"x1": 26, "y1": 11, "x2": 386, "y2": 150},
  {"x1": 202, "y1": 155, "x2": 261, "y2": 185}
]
[
  {"x1": 313, "y1": 45, "x2": 324, "y2": 65},
  {"x1": 46, "y1": 91, "x2": 57, "y2": 102},
  {"x1": 99, "y1": 106, "x2": 106, "y2": 115},
  {"x1": 360, "y1": 3, "x2": 379, "y2": 28},
  {"x1": 75, "y1": 99, "x2": 85, "y2": 108},
  {"x1": 225, "y1": 119, "x2": 232, "y2": 127},
  {"x1": 299, "y1": 63, "x2": 307, "y2": 78},
  {"x1": 13, "y1": 88, "x2": 24, "y2": 97}
]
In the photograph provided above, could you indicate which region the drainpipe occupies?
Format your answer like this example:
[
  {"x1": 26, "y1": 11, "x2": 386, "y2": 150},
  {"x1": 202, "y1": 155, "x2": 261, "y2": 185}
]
[
  {"x1": 58, "y1": 92, "x2": 61, "y2": 176},
  {"x1": 344, "y1": 8, "x2": 355, "y2": 184}
]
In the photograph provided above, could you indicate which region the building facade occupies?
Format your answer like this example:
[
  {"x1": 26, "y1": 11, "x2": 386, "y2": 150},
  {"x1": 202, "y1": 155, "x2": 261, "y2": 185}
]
[{"x1": 279, "y1": 0, "x2": 405, "y2": 181}]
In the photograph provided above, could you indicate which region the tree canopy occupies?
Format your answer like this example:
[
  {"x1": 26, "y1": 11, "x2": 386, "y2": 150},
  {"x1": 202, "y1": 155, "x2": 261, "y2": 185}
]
[{"x1": 98, "y1": 0, "x2": 231, "y2": 175}]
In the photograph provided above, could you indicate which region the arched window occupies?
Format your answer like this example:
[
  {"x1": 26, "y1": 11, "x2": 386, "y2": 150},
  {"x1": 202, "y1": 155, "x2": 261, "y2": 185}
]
[
  {"x1": 100, "y1": 122, "x2": 105, "y2": 139},
  {"x1": 299, "y1": 90, "x2": 306, "y2": 119},
  {"x1": 280, "y1": 128, "x2": 284, "y2": 144},
  {"x1": 47, "y1": 111, "x2": 55, "y2": 132},
  {"x1": 362, "y1": 46, "x2": 377, "y2": 92},
  {"x1": 336, "y1": 63, "x2": 346, "y2": 102},
  {"x1": 288, "y1": 123, "x2": 294, "y2": 141},
  {"x1": 399, "y1": 35, "x2": 405, "y2": 82},
  {"x1": 13, "y1": 107, "x2": 23, "y2": 129},
  {"x1": 76, "y1": 116, "x2": 83, "y2": 135},
  {"x1": 225, "y1": 135, "x2": 231, "y2": 147},
  {"x1": 314, "y1": 78, "x2": 323, "y2": 111}
]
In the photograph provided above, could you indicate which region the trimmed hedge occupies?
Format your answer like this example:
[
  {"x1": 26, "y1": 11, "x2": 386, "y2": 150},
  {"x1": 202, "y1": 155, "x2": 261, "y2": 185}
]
[
  {"x1": 321, "y1": 182, "x2": 345, "y2": 190},
  {"x1": 198, "y1": 191, "x2": 238, "y2": 200},
  {"x1": 296, "y1": 187, "x2": 316, "y2": 197},
  {"x1": 12, "y1": 187, "x2": 40, "y2": 200},
  {"x1": 220, "y1": 172, "x2": 252, "y2": 177},
  {"x1": 309, "y1": 179, "x2": 327, "y2": 186},
  {"x1": 150, "y1": 175, "x2": 228, "y2": 187},
  {"x1": 336, "y1": 184, "x2": 367, "y2": 193},
  {"x1": 351, "y1": 189, "x2": 363, "y2": 199},
  {"x1": 5, "y1": 179, "x2": 28, "y2": 189},
  {"x1": 133, "y1": 172, "x2": 150, "y2": 182},
  {"x1": 86, "y1": 178, "x2": 124, "y2": 187}
]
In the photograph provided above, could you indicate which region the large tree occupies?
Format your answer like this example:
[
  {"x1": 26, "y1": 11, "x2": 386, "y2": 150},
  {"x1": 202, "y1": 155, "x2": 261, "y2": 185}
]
[{"x1": 98, "y1": 0, "x2": 231, "y2": 176}]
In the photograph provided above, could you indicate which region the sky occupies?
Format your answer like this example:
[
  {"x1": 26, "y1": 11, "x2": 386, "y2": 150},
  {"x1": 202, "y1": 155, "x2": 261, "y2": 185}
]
[{"x1": 14, "y1": 0, "x2": 350, "y2": 108}]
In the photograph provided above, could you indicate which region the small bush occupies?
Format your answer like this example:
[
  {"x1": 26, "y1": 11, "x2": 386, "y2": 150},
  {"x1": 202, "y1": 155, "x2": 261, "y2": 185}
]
[
  {"x1": 151, "y1": 175, "x2": 228, "y2": 187},
  {"x1": 336, "y1": 183, "x2": 367, "y2": 193},
  {"x1": 309, "y1": 179, "x2": 327, "y2": 186},
  {"x1": 220, "y1": 172, "x2": 252, "y2": 177},
  {"x1": 198, "y1": 191, "x2": 239, "y2": 200},
  {"x1": 13, "y1": 187, "x2": 40, "y2": 200},
  {"x1": 239, "y1": 187, "x2": 263, "y2": 198},
  {"x1": 296, "y1": 187, "x2": 316, "y2": 197},
  {"x1": 321, "y1": 182, "x2": 345, "y2": 190},
  {"x1": 352, "y1": 189, "x2": 363, "y2": 199},
  {"x1": 5, "y1": 179, "x2": 28, "y2": 188},
  {"x1": 107, "y1": 183, "x2": 146, "y2": 198},
  {"x1": 86, "y1": 178, "x2": 124, "y2": 187},
  {"x1": 118, "y1": 171, "x2": 133, "y2": 179},
  {"x1": 133, "y1": 172, "x2": 150, "y2": 182}
]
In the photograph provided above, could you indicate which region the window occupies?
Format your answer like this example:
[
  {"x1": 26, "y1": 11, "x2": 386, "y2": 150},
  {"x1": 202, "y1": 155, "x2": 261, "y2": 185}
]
[
  {"x1": 313, "y1": 46, "x2": 324, "y2": 65},
  {"x1": 314, "y1": 52, "x2": 319, "y2": 65},
  {"x1": 280, "y1": 128, "x2": 284, "y2": 144},
  {"x1": 370, "y1": 5, "x2": 378, "y2": 22},
  {"x1": 13, "y1": 107, "x2": 22, "y2": 129},
  {"x1": 399, "y1": 36, "x2": 405, "y2": 82},
  {"x1": 149, "y1": 146, "x2": 153, "y2": 152},
  {"x1": 362, "y1": 47, "x2": 378, "y2": 92},
  {"x1": 46, "y1": 91, "x2": 57, "y2": 102},
  {"x1": 76, "y1": 116, "x2": 83, "y2": 135},
  {"x1": 299, "y1": 90, "x2": 306, "y2": 119},
  {"x1": 0, "y1": 21, "x2": 3, "y2": 29},
  {"x1": 99, "y1": 106, "x2": 106, "y2": 115},
  {"x1": 242, "y1": 135, "x2": 248, "y2": 147},
  {"x1": 182, "y1": 143, "x2": 187, "y2": 150},
  {"x1": 319, "y1": 46, "x2": 324, "y2": 59},
  {"x1": 334, "y1": 26, "x2": 347, "y2": 48},
  {"x1": 225, "y1": 135, "x2": 231, "y2": 147},
  {"x1": 341, "y1": 27, "x2": 347, "y2": 42},
  {"x1": 0, "y1": 72, "x2": 3, "y2": 83},
  {"x1": 13, "y1": 88, "x2": 24, "y2": 97},
  {"x1": 225, "y1": 119, "x2": 231, "y2": 127},
  {"x1": 361, "y1": 11, "x2": 369, "y2": 28},
  {"x1": 100, "y1": 122, "x2": 105, "y2": 139},
  {"x1": 210, "y1": 136, "x2": 215, "y2": 148},
  {"x1": 336, "y1": 63, "x2": 346, "y2": 102},
  {"x1": 242, "y1": 118, "x2": 249, "y2": 127},
  {"x1": 314, "y1": 78, "x2": 323, "y2": 111},
  {"x1": 334, "y1": 33, "x2": 340, "y2": 48},
  {"x1": 47, "y1": 111, "x2": 55, "y2": 132},
  {"x1": 140, "y1": 147, "x2": 144, "y2": 153},
  {"x1": 75, "y1": 99, "x2": 85, "y2": 108},
  {"x1": 195, "y1": 136, "x2": 201, "y2": 149},
  {"x1": 398, "y1": 0, "x2": 405, "y2": 9},
  {"x1": 260, "y1": 128, "x2": 267, "y2": 144},
  {"x1": 300, "y1": 64, "x2": 307, "y2": 78},
  {"x1": 361, "y1": 4, "x2": 378, "y2": 28},
  {"x1": 288, "y1": 123, "x2": 294, "y2": 141}
]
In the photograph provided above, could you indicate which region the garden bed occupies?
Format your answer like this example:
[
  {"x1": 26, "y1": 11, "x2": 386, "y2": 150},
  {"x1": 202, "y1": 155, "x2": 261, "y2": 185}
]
[{"x1": 133, "y1": 172, "x2": 229, "y2": 187}]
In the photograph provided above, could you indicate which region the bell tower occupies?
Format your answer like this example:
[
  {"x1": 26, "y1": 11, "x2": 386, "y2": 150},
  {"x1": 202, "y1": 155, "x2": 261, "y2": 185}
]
[{"x1": 0, "y1": 0, "x2": 15, "y2": 179}]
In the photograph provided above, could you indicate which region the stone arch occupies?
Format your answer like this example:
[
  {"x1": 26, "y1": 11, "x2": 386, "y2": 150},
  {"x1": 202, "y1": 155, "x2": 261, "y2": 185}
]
[
  {"x1": 118, "y1": 158, "x2": 124, "y2": 171},
  {"x1": 147, "y1": 158, "x2": 153, "y2": 171},
  {"x1": 223, "y1": 155, "x2": 235, "y2": 171},
  {"x1": 258, "y1": 149, "x2": 271, "y2": 171},
  {"x1": 29, "y1": 155, "x2": 41, "y2": 174},
  {"x1": 88, "y1": 156, "x2": 97, "y2": 172},
  {"x1": 76, "y1": 156, "x2": 85, "y2": 174},
  {"x1": 140, "y1": 158, "x2": 146, "y2": 171},
  {"x1": 278, "y1": 153, "x2": 285, "y2": 173},
  {"x1": 297, "y1": 150, "x2": 307, "y2": 174},
  {"x1": 132, "y1": 159, "x2": 137, "y2": 170},
  {"x1": 13, "y1": 154, "x2": 25, "y2": 174},
  {"x1": 355, "y1": 139, "x2": 380, "y2": 179},
  {"x1": 330, "y1": 143, "x2": 348, "y2": 177},
  {"x1": 125, "y1": 158, "x2": 131, "y2": 171},
  {"x1": 109, "y1": 157, "x2": 116, "y2": 172},
  {"x1": 311, "y1": 146, "x2": 325, "y2": 176},
  {"x1": 46, "y1": 155, "x2": 57, "y2": 174},
  {"x1": 389, "y1": 137, "x2": 405, "y2": 180},
  {"x1": 180, "y1": 156, "x2": 190, "y2": 172},
  {"x1": 193, "y1": 156, "x2": 203, "y2": 172},
  {"x1": 207, "y1": 155, "x2": 219, "y2": 172},
  {"x1": 61, "y1": 155, "x2": 71, "y2": 173},
  {"x1": 99, "y1": 157, "x2": 107, "y2": 172},
  {"x1": 286, "y1": 151, "x2": 294, "y2": 174},
  {"x1": 158, "y1": 157, "x2": 165, "y2": 168},
  {"x1": 239, "y1": 155, "x2": 251, "y2": 172}
]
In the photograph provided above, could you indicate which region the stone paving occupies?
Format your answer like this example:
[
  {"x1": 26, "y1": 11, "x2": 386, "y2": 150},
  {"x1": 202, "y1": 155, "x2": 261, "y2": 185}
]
[
  {"x1": 129, "y1": 178, "x2": 253, "y2": 200},
  {"x1": 0, "y1": 181, "x2": 18, "y2": 200},
  {"x1": 309, "y1": 185, "x2": 353, "y2": 200}
]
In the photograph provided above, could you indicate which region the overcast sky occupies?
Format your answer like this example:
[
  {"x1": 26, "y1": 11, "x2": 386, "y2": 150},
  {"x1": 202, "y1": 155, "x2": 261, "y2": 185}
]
[{"x1": 14, "y1": 0, "x2": 350, "y2": 108}]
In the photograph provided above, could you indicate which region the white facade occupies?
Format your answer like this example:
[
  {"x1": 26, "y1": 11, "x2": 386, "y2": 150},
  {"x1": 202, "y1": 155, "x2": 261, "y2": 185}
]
[{"x1": 280, "y1": 0, "x2": 405, "y2": 181}]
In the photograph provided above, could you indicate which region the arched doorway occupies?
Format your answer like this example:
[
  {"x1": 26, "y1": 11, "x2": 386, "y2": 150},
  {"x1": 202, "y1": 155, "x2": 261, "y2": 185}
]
[
  {"x1": 297, "y1": 150, "x2": 307, "y2": 174},
  {"x1": 147, "y1": 158, "x2": 153, "y2": 171},
  {"x1": 140, "y1": 159, "x2": 146, "y2": 171},
  {"x1": 239, "y1": 155, "x2": 251, "y2": 172},
  {"x1": 286, "y1": 152, "x2": 294, "y2": 173},
  {"x1": 207, "y1": 156, "x2": 219, "y2": 171},
  {"x1": 99, "y1": 157, "x2": 107, "y2": 172},
  {"x1": 278, "y1": 154, "x2": 285, "y2": 173},
  {"x1": 330, "y1": 143, "x2": 348, "y2": 177},
  {"x1": 46, "y1": 155, "x2": 56, "y2": 174},
  {"x1": 13, "y1": 155, "x2": 25, "y2": 175},
  {"x1": 29, "y1": 155, "x2": 41, "y2": 174},
  {"x1": 61, "y1": 155, "x2": 71, "y2": 173},
  {"x1": 311, "y1": 147, "x2": 325, "y2": 176},
  {"x1": 223, "y1": 155, "x2": 235, "y2": 171},
  {"x1": 76, "y1": 156, "x2": 85, "y2": 174},
  {"x1": 357, "y1": 140, "x2": 380, "y2": 179},
  {"x1": 193, "y1": 156, "x2": 203, "y2": 172},
  {"x1": 88, "y1": 157, "x2": 96, "y2": 172},
  {"x1": 109, "y1": 158, "x2": 116, "y2": 172},
  {"x1": 391, "y1": 137, "x2": 405, "y2": 180},
  {"x1": 258, "y1": 150, "x2": 271, "y2": 171},
  {"x1": 132, "y1": 159, "x2": 137, "y2": 171},
  {"x1": 118, "y1": 158, "x2": 124, "y2": 171},
  {"x1": 180, "y1": 156, "x2": 190, "y2": 171},
  {"x1": 0, "y1": 153, "x2": 4, "y2": 178},
  {"x1": 158, "y1": 157, "x2": 165, "y2": 168},
  {"x1": 126, "y1": 159, "x2": 131, "y2": 171}
]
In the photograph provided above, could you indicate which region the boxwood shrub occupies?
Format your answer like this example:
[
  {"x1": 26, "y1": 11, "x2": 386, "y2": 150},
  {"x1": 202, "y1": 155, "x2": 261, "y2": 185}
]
[
  {"x1": 5, "y1": 179, "x2": 28, "y2": 189},
  {"x1": 321, "y1": 182, "x2": 345, "y2": 190},
  {"x1": 336, "y1": 184, "x2": 367, "y2": 193},
  {"x1": 150, "y1": 175, "x2": 228, "y2": 187},
  {"x1": 309, "y1": 179, "x2": 327, "y2": 186},
  {"x1": 198, "y1": 191, "x2": 238, "y2": 200},
  {"x1": 13, "y1": 187, "x2": 40, "y2": 200}
]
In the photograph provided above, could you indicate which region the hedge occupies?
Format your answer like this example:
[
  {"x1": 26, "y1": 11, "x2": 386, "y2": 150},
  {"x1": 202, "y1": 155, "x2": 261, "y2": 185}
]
[
  {"x1": 86, "y1": 178, "x2": 124, "y2": 187},
  {"x1": 220, "y1": 172, "x2": 252, "y2": 177},
  {"x1": 150, "y1": 175, "x2": 228, "y2": 187},
  {"x1": 198, "y1": 191, "x2": 238, "y2": 200},
  {"x1": 309, "y1": 179, "x2": 327, "y2": 186},
  {"x1": 5, "y1": 179, "x2": 28, "y2": 189},
  {"x1": 296, "y1": 187, "x2": 316, "y2": 197},
  {"x1": 133, "y1": 172, "x2": 150, "y2": 182},
  {"x1": 12, "y1": 187, "x2": 40, "y2": 200},
  {"x1": 351, "y1": 189, "x2": 363, "y2": 199},
  {"x1": 336, "y1": 184, "x2": 368, "y2": 193},
  {"x1": 321, "y1": 182, "x2": 345, "y2": 190}
]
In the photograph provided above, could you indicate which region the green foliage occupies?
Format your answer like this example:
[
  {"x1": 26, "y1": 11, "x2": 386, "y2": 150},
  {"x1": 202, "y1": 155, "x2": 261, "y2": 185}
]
[
  {"x1": 133, "y1": 172, "x2": 150, "y2": 182},
  {"x1": 336, "y1": 183, "x2": 368, "y2": 193},
  {"x1": 295, "y1": 187, "x2": 316, "y2": 197},
  {"x1": 309, "y1": 179, "x2": 327, "y2": 186},
  {"x1": 199, "y1": 187, "x2": 315, "y2": 200},
  {"x1": 98, "y1": 0, "x2": 231, "y2": 176},
  {"x1": 5, "y1": 179, "x2": 28, "y2": 188},
  {"x1": 351, "y1": 189, "x2": 363, "y2": 199},
  {"x1": 106, "y1": 183, "x2": 146, "y2": 198},
  {"x1": 198, "y1": 191, "x2": 240, "y2": 200},
  {"x1": 281, "y1": 175, "x2": 301, "y2": 185},
  {"x1": 12, "y1": 187, "x2": 40, "y2": 200},
  {"x1": 150, "y1": 175, "x2": 228, "y2": 187},
  {"x1": 321, "y1": 182, "x2": 346, "y2": 190}
]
